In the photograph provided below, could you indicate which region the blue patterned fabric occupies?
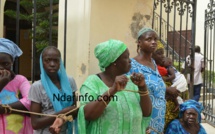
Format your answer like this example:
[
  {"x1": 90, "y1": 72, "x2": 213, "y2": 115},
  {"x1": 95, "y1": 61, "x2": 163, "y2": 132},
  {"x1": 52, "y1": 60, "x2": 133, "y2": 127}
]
[
  {"x1": 127, "y1": 58, "x2": 166, "y2": 134},
  {"x1": 165, "y1": 119, "x2": 206, "y2": 134},
  {"x1": 0, "y1": 89, "x2": 18, "y2": 104},
  {"x1": 0, "y1": 38, "x2": 22, "y2": 60},
  {"x1": 179, "y1": 99, "x2": 204, "y2": 123}
]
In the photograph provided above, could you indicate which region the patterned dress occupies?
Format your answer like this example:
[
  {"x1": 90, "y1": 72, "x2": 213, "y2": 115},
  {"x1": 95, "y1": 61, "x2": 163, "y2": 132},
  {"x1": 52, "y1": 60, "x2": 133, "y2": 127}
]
[
  {"x1": 78, "y1": 75, "x2": 151, "y2": 134},
  {"x1": 0, "y1": 75, "x2": 33, "y2": 134},
  {"x1": 128, "y1": 58, "x2": 166, "y2": 134},
  {"x1": 165, "y1": 119, "x2": 207, "y2": 134}
]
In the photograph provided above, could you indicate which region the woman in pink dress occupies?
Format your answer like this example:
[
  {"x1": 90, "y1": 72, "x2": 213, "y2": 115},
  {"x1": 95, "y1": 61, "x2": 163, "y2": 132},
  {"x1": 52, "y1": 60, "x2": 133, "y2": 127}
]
[{"x1": 0, "y1": 38, "x2": 33, "y2": 134}]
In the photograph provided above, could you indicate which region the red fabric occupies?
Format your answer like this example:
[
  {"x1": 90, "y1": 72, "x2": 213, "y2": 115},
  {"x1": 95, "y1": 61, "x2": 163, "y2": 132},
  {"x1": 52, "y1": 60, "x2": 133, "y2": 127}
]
[{"x1": 157, "y1": 65, "x2": 168, "y2": 76}]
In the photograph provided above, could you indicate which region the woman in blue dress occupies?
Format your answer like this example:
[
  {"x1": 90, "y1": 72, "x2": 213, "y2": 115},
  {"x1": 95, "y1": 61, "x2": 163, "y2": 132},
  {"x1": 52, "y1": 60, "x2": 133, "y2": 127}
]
[
  {"x1": 128, "y1": 27, "x2": 179, "y2": 134},
  {"x1": 165, "y1": 100, "x2": 206, "y2": 134}
]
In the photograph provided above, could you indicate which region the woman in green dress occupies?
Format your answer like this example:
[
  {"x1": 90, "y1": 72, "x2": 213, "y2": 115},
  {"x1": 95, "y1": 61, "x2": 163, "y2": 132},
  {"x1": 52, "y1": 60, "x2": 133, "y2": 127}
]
[
  {"x1": 78, "y1": 39, "x2": 152, "y2": 134},
  {"x1": 49, "y1": 39, "x2": 152, "y2": 134}
]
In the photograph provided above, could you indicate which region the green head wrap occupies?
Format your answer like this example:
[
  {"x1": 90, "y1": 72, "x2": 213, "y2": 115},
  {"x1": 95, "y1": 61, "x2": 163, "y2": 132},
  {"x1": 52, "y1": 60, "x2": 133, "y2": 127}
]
[
  {"x1": 137, "y1": 27, "x2": 156, "y2": 39},
  {"x1": 94, "y1": 39, "x2": 127, "y2": 72}
]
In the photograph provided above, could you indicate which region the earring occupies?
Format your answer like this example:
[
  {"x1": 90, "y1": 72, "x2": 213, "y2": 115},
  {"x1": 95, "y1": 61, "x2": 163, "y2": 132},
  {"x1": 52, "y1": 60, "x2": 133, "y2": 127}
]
[{"x1": 114, "y1": 63, "x2": 117, "y2": 66}]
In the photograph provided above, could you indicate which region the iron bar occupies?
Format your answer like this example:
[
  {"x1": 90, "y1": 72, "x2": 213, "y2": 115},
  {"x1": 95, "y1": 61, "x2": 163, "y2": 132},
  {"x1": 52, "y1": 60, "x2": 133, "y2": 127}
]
[
  {"x1": 15, "y1": 0, "x2": 20, "y2": 74},
  {"x1": 32, "y1": 0, "x2": 37, "y2": 83},
  {"x1": 64, "y1": 0, "x2": 67, "y2": 68},
  {"x1": 49, "y1": 0, "x2": 53, "y2": 45},
  {"x1": 189, "y1": 0, "x2": 197, "y2": 99}
]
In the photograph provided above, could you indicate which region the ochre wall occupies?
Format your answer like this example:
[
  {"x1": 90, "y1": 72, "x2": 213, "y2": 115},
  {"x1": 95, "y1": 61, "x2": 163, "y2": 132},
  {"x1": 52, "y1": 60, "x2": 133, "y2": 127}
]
[
  {"x1": 89, "y1": 0, "x2": 154, "y2": 74},
  {"x1": 58, "y1": 0, "x2": 153, "y2": 88}
]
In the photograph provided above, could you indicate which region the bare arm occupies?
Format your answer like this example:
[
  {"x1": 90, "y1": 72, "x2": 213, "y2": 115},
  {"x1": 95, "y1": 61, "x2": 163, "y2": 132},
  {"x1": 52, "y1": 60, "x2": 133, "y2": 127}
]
[
  {"x1": 83, "y1": 75, "x2": 128, "y2": 120},
  {"x1": 83, "y1": 87, "x2": 117, "y2": 121},
  {"x1": 0, "y1": 70, "x2": 29, "y2": 114},
  {"x1": 166, "y1": 87, "x2": 180, "y2": 98},
  {"x1": 165, "y1": 67, "x2": 175, "y2": 82},
  {"x1": 31, "y1": 92, "x2": 78, "y2": 130},
  {"x1": 0, "y1": 101, "x2": 29, "y2": 114},
  {"x1": 131, "y1": 73, "x2": 151, "y2": 117},
  {"x1": 84, "y1": 73, "x2": 152, "y2": 121}
]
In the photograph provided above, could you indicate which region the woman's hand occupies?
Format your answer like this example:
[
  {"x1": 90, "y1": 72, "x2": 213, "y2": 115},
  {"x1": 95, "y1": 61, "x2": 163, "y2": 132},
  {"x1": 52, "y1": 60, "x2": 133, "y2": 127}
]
[
  {"x1": 130, "y1": 73, "x2": 146, "y2": 90},
  {"x1": 0, "y1": 105, "x2": 4, "y2": 114},
  {"x1": 166, "y1": 87, "x2": 180, "y2": 97},
  {"x1": 0, "y1": 70, "x2": 12, "y2": 92},
  {"x1": 0, "y1": 70, "x2": 11, "y2": 82},
  {"x1": 112, "y1": 75, "x2": 129, "y2": 92},
  {"x1": 49, "y1": 118, "x2": 65, "y2": 134}
]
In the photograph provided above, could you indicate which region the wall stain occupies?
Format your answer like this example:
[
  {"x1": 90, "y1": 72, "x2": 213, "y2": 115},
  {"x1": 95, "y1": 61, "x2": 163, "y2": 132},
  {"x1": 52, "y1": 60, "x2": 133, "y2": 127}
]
[
  {"x1": 130, "y1": 12, "x2": 151, "y2": 39},
  {"x1": 81, "y1": 63, "x2": 86, "y2": 74}
]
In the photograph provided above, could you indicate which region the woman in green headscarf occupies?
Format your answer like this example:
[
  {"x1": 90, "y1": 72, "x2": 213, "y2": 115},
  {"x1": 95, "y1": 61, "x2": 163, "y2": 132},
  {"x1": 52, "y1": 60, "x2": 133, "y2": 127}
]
[{"x1": 77, "y1": 39, "x2": 152, "y2": 134}]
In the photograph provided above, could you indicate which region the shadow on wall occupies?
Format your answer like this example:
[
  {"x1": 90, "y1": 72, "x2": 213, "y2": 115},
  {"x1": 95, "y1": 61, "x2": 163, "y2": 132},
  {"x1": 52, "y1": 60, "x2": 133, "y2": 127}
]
[{"x1": 130, "y1": 12, "x2": 151, "y2": 39}]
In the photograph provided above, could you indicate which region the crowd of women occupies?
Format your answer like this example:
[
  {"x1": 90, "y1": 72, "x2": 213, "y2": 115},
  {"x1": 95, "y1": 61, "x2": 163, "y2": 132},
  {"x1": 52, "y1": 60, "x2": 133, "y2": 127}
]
[{"x1": 0, "y1": 27, "x2": 207, "y2": 134}]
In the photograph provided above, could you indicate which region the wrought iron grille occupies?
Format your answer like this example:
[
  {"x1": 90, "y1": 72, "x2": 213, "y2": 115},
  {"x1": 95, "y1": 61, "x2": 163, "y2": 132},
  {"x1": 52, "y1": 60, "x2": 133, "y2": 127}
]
[
  {"x1": 153, "y1": 0, "x2": 197, "y2": 99},
  {"x1": 203, "y1": 0, "x2": 215, "y2": 126},
  {"x1": 3, "y1": 0, "x2": 68, "y2": 82}
]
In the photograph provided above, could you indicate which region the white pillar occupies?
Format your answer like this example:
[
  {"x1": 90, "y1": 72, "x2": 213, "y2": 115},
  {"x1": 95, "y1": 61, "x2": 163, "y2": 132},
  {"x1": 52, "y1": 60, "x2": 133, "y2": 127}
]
[
  {"x1": 58, "y1": 0, "x2": 91, "y2": 88},
  {"x1": 0, "y1": 0, "x2": 6, "y2": 37}
]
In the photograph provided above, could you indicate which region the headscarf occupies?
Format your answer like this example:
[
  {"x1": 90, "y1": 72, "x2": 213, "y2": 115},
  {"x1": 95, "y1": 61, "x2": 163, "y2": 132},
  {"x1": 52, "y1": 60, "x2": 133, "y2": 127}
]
[
  {"x1": 156, "y1": 40, "x2": 164, "y2": 51},
  {"x1": 94, "y1": 39, "x2": 127, "y2": 71},
  {"x1": 137, "y1": 27, "x2": 156, "y2": 39},
  {"x1": 179, "y1": 99, "x2": 204, "y2": 123},
  {"x1": 0, "y1": 38, "x2": 22, "y2": 60},
  {"x1": 40, "y1": 47, "x2": 75, "y2": 133}
]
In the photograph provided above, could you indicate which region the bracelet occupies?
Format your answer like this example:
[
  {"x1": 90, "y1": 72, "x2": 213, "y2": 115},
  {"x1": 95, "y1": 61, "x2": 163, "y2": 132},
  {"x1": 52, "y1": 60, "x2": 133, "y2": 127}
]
[
  {"x1": 139, "y1": 90, "x2": 148, "y2": 94},
  {"x1": 107, "y1": 89, "x2": 110, "y2": 97},
  {"x1": 139, "y1": 91, "x2": 149, "y2": 97},
  {"x1": 139, "y1": 90, "x2": 149, "y2": 97},
  {"x1": 99, "y1": 97, "x2": 107, "y2": 107}
]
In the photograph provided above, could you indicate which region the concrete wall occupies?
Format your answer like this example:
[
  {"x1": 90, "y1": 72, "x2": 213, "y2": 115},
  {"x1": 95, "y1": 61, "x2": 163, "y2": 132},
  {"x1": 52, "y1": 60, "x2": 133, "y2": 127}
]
[
  {"x1": 89, "y1": 0, "x2": 153, "y2": 74},
  {"x1": 196, "y1": 0, "x2": 208, "y2": 53},
  {"x1": 0, "y1": 0, "x2": 153, "y2": 88},
  {"x1": 58, "y1": 0, "x2": 153, "y2": 88}
]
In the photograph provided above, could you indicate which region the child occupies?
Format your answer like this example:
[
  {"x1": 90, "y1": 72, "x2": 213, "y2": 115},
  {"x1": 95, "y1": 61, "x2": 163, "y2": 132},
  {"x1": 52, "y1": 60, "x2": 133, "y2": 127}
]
[
  {"x1": 28, "y1": 46, "x2": 78, "y2": 134},
  {"x1": 0, "y1": 38, "x2": 33, "y2": 134},
  {"x1": 162, "y1": 57, "x2": 188, "y2": 106}
]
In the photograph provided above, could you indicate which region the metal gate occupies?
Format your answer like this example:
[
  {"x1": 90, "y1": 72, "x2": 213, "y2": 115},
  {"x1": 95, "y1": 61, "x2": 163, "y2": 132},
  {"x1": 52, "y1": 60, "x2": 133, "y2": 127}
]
[
  {"x1": 152, "y1": 0, "x2": 197, "y2": 100},
  {"x1": 3, "y1": 0, "x2": 68, "y2": 82},
  {"x1": 203, "y1": 0, "x2": 215, "y2": 126}
]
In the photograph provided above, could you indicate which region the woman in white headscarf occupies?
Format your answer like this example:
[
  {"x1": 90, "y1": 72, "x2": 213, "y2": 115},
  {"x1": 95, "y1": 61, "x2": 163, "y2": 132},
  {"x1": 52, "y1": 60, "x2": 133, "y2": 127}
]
[{"x1": 0, "y1": 38, "x2": 33, "y2": 134}]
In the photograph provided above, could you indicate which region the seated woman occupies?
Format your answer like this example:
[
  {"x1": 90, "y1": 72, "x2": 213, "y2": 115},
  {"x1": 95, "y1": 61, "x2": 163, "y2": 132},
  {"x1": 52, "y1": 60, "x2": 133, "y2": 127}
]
[
  {"x1": 28, "y1": 46, "x2": 78, "y2": 134},
  {"x1": 165, "y1": 99, "x2": 206, "y2": 134},
  {"x1": 50, "y1": 39, "x2": 152, "y2": 134},
  {"x1": 0, "y1": 38, "x2": 33, "y2": 134}
]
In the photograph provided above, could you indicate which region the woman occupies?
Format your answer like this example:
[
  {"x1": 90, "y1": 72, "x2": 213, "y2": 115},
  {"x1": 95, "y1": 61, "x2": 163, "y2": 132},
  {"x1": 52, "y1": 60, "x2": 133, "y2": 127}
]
[
  {"x1": 152, "y1": 40, "x2": 180, "y2": 130},
  {"x1": 128, "y1": 27, "x2": 179, "y2": 133},
  {"x1": 0, "y1": 38, "x2": 33, "y2": 134},
  {"x1": 165, "y1": 100, "x2": 206, "y2": 134},
  {"x1": 76, "y1": 39, "x2": 152, "y2": 134},
  {"x1": 28, "y1": 46, "x2": 78, "y2": 134}
]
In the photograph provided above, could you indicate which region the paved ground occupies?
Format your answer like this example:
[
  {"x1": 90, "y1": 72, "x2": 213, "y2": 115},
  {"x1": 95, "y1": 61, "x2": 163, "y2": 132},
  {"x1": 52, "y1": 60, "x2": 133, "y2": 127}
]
[{"x1": 201, "y1": 123, "x2": 215, "y2": 134}]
